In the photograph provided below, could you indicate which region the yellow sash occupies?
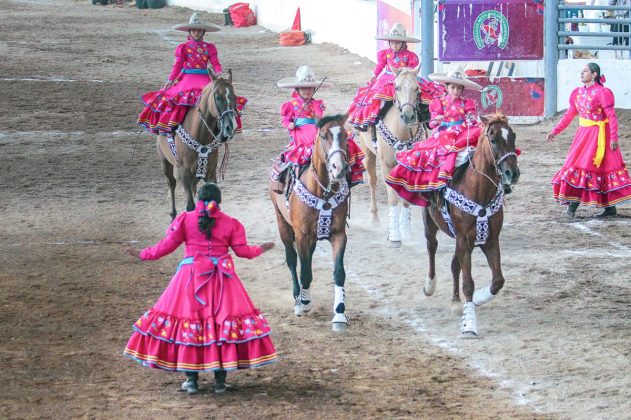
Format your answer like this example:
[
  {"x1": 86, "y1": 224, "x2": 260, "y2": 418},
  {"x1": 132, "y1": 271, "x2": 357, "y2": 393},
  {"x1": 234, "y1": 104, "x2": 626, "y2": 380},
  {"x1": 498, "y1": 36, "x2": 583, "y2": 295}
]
[{"x1": 579, "y1": 117, "x2": 609, "y2": 168}]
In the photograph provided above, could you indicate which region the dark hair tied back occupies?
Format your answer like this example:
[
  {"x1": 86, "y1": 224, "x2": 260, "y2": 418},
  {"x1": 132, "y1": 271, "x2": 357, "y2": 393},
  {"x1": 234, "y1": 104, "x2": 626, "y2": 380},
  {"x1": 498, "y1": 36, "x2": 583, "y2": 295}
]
[
  {"x1": 197, "y1": 183, "x2": 222, "y2": 239},
  {"x1": 587, "y1": 62, "x2": 602, "y2": 85}
]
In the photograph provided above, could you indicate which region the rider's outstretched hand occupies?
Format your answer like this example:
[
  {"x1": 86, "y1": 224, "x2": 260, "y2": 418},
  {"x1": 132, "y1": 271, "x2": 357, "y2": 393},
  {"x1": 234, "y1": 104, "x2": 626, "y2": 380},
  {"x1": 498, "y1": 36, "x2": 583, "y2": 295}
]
[{"x1": 546, "y1": 132, "x2": 556, "y2": 142}]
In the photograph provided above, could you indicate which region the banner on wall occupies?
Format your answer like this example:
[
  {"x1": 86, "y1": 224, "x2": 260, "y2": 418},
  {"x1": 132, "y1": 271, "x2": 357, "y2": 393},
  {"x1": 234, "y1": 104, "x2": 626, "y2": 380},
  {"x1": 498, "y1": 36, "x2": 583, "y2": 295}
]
[
  {"x1": 462, "y1": 77, "x2": 545, "y2": 117},
  {"x1": 376, "y1": 0, "x2": 414, "y2": 51},
  {"x1": 438, "y1": 0, "x2": 544, "y2": 61}
]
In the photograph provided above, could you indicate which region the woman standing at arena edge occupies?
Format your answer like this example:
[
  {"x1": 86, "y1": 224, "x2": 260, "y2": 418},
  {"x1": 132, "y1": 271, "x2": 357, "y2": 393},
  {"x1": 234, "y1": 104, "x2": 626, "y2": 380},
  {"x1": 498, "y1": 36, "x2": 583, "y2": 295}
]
[{"x1": 546, "y1": 62, "x2": 631, "y2": 219}]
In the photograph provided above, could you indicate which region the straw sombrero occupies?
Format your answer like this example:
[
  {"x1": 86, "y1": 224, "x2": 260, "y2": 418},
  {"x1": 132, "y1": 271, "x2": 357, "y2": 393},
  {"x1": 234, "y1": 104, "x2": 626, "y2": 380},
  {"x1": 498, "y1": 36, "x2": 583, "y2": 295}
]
[
  {"x1": 173, "y1": 12, "x2": 222, "y2": 33},
  {"x1": 375, "y1": 23, "x2": 420, "y2": 43},
  {"x1": 428, "y1": 69, "x2": 482, "y2": 91},
  {"x1": 277, "y1": 66, "x2": 332, "y2": 89}
]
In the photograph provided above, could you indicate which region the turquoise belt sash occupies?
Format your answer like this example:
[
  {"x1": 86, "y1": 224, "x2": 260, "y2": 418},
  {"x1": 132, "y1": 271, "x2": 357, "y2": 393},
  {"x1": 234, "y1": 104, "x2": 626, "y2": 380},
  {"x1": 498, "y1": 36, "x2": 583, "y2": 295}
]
[
  {"x1": 440, "y1": 120, "x2": 464, "y2": 127},
  {"x1": 182, "y1": 69, "x2": 209, "y2": 74},
  {"x1": 295, "y1": 118, "x2": 316, "y2": 127}
]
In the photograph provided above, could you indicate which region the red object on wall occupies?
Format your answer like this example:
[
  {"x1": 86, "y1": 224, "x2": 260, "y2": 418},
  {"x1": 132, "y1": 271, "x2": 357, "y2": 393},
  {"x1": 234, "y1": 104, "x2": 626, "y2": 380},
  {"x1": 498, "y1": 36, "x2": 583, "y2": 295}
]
[
  {"x1": 280, "y1": 31, "x2": 305, "y2": 46},
  {"x1": 292, "y1": 8, "x2": 301, "y2": 31},
  {"x1": 229, "y1": 3, "x2": 256, "y2": 28}
]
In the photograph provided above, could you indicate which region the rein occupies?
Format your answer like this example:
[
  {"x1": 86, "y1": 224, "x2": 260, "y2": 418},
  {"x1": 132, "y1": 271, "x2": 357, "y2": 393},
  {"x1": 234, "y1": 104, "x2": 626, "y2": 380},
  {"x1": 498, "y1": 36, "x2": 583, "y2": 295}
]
[{"x1": 468, "y1": 125, "x2": 517, "y2": 190}]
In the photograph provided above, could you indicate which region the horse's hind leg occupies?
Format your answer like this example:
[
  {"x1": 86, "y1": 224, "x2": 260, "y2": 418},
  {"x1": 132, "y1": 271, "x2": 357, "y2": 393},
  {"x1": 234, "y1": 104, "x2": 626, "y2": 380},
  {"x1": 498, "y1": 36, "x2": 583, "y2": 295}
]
[
  {"x1": 422, "y1": 208, "x2": 438, "y2": 296},
  {"x1": 330, "y1": 232, "x2": 348, "y2": 332},
  {"x1": 157, "y1": 142, "x2": 177, "y2": 220},
  {"x1": 451, "y1": 253, "x2": 461, "y2": 303},
  {"x1": 399, "y1": 200, "x2": 412, "y2": 240},
  {"x1": 294, "y1": 234, "x2": 316, "y2": 316},
  {"x1": 474, "y1": 238, "x2": 504, "y2": 306}
]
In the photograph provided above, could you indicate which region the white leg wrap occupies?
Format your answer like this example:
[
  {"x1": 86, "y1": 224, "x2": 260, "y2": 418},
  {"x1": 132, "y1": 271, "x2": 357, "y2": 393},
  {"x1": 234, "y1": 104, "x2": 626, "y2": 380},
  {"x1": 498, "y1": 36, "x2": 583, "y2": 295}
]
[
  {"x1": 473, "y1": 285, "x2": 495, "y2": 306},
  {"x1": 333, "y1": 285, "x2": 345, "y2": 313},
  {"x1": 294, "y1": 287, "x2": 313, "y2": 316},
  {"x1": 423, "y1": 275, "x2": 436, "y2": 296},
  {"x1": 388, "y1": 206, "x2": 401, "y2": 242},
  {"x1": 461, "y1": 302, "x2": 478, "y2": 338},
  {"x1": 399, "y1": 207, "x2": 412, "y2": 239}
]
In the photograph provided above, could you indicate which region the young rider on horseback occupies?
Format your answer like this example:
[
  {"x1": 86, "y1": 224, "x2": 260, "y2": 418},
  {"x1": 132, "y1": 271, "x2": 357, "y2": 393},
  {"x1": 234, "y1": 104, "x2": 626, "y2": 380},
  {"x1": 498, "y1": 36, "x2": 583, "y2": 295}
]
[
  {"x1": 137, "y1": 12, "x2": 246, "y2": 137},
  {"x1": 270, "y1": 66, "x2": 365, "y2": 194},
  {"x1": 347, "y1": 23, "x2": 442, "y2": 141},
  {"x1": 386, "y1": 70, "x2": 484, "y2": 206}
]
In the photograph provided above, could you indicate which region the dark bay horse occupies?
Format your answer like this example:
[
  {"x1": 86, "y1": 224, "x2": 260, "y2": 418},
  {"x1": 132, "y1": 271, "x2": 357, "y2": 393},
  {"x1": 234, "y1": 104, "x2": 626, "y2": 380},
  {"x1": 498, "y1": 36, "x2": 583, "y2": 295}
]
[
  {"x1": 422, "y1": 113, "x2": 520, "y2": 338},
  {"x1": 356, "y1": 65, "x2": 426, "y2": 247},
  {"x1": 270, "y1": 114, "x2": 351, "y2": 331},
  {"x1": 157, "y1": 70, "x2": 238, "y2": 219}
]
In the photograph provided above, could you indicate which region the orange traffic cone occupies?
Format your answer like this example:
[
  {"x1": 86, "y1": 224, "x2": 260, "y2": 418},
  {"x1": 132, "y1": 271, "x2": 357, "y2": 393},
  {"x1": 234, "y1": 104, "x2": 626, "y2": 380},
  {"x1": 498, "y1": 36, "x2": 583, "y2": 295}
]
[{"x1": 291, "y1": 8, "x2": 301, "y2": 31}]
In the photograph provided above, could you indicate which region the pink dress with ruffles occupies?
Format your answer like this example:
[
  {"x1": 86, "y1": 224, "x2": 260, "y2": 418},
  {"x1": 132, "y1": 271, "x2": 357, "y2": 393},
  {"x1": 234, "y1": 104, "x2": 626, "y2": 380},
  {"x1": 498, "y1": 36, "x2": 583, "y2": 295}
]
[
  {"x1": 278, "y1": 93, "x2": 367, "y2": 186},
  {"x1": 347, "y1": 48, "x2": 443, "y2": 130},
  {"x1": 137, "y1": 37, "x2": 247, "y2": 136},
  {"x1": 551, "y1": 84, "x2": 631, "y2": 207},
  {"x1": 386, "y1": 95, "x2": 480, "y2": 207},
  {"x1": 124, "y1": 209, "x2": 277, "y2": 372}
]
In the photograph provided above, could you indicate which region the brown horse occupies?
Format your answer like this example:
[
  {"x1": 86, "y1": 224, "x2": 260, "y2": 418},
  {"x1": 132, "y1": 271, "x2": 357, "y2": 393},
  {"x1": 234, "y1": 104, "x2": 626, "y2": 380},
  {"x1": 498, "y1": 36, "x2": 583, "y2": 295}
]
[
  {"x1": 270, "y1": 114, "x2": 351, "y2": 331},
  {"x1": 356, "y1": 65, "x2": 426, "y2": 247},
  {"x1": 157, "y1": 70, "x2": 238, "y2": 219},
  {"x1": 421, "y1": 113, "x2": 520, "y2": 338}
]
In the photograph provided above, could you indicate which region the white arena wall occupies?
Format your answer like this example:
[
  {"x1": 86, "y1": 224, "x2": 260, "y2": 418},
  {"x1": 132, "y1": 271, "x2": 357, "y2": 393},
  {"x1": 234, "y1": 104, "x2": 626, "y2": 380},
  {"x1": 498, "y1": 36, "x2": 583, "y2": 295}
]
[
  {"x1": 167, "y1": 0, "x2": 631, "y2": 111},
  {"x1": 166, "y1": 0, "x2": 379, "y2": 61}
]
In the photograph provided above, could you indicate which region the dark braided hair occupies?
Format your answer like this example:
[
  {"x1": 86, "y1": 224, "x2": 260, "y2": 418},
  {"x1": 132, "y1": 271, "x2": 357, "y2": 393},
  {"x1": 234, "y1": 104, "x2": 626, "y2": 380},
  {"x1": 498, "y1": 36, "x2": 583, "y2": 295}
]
[
  {"x1": 587, "y1": 62, "x2": 603, "y2": 85},
  {"x1": 197, "y1": 182, "x2": 222, "y2": 239}
]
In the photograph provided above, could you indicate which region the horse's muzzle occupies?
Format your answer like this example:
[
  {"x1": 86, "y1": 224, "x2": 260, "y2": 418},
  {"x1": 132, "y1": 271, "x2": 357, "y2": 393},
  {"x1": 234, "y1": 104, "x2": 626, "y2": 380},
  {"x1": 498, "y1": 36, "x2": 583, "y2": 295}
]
[{"x1": 502, "y1": 165, "x2": 520, "y2": 185}]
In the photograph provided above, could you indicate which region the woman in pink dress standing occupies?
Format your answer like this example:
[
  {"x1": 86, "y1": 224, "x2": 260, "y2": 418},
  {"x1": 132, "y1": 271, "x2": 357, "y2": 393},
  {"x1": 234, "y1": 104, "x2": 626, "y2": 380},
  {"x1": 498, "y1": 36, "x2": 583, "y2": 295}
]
[
  {"x1": 137, "y1": 12, "x2": 246, "y2": 137},
  {"x1": 546, "y1": 62, "x2": 631, "y2": 219},
  {"x1": 124, "y1": 183, "x2": 277, "y2": 394}
]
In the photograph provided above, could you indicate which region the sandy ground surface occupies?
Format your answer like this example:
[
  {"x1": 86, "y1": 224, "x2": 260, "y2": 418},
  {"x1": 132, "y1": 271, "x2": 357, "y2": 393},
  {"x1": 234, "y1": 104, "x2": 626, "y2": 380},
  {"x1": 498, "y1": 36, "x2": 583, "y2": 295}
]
[{"x1": 1, "y1": 0, "x2": 630, "y2": 419}]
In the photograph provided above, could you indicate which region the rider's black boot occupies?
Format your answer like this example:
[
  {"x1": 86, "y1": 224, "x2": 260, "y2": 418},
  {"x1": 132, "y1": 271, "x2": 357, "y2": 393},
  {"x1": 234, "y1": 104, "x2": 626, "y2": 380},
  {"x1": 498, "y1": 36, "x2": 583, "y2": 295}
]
[{"x1": 596, "y1": 205, "x2": 617, "y2": 218}]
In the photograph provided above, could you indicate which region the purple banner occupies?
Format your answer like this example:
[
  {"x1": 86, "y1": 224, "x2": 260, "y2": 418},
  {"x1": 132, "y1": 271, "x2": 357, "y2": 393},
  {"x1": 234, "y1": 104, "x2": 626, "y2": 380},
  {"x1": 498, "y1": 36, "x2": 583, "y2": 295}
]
[{"x1": 438, "y1": 0, "x2": 544, "y2": 61}]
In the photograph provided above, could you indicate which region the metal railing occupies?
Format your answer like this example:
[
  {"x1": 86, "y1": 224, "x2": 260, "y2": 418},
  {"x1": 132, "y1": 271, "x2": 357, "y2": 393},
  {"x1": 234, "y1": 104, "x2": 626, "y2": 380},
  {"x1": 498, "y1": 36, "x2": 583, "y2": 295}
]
[{"x1": 557, "y1": 3, "x2": 631, "y2": 55}]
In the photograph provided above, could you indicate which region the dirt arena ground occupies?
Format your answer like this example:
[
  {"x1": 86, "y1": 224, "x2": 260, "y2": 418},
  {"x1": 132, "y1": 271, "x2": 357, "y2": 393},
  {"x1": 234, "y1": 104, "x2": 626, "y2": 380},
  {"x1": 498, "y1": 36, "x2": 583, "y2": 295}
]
[{"x1": 1, "y1": 0, "x2": 630, "y2": 418}]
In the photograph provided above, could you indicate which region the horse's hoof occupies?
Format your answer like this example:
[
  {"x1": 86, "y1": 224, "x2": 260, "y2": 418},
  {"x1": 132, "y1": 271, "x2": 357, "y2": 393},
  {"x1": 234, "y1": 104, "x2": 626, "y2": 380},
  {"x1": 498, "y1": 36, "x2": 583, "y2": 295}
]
[
  {"x1": 460, "y1": 330, "x2": 479, "y2": 339},
  {"x1": 294, "y1": 300, "x2": 313, "y2": 316},
  {"x1": 332, "y1": 313, "x2": 348, "y2": 332},
  {"x1": 423, "y1": 275, "x2": 436, "y2": 296},
  {"x1": 388, "y1": 239, "x2": 402, "y2": 248}
]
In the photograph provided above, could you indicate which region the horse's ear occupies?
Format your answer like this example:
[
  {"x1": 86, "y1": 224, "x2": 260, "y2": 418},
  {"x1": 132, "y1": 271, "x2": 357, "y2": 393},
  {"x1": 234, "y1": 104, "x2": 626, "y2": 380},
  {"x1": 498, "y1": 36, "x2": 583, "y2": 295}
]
[
  {"x1": 479, "y1": 114, "x2": 489, "y2": 125},
  {"x1": 412, "y1": 63, "x2": 421, "y2": 74},
  {"x1": 392, "y1": 67, "x2": 403, "y2": 76},
  {"x1": 226, "y1": 69, "x2": 233, "y2": 83},
  {"x1": 208, "y1": 68, "x2": 218, "y2": 81}
]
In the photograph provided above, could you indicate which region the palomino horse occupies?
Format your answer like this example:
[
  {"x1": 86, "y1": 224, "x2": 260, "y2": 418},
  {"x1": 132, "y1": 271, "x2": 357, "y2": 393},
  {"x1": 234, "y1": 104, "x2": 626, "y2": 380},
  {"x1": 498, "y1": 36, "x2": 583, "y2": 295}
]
[
  {"x1": 422, "y1": 113, "x2": 520, "y2": 338},
  {"x1": 270, "y1": 114, "x2": 351, "y2": 332},
  {"x1": 356, "y1": 65, "x2": 426, "y2": 247},
  {"x1": 157, "y1": 70, "x2": 238, "y2": 220}
]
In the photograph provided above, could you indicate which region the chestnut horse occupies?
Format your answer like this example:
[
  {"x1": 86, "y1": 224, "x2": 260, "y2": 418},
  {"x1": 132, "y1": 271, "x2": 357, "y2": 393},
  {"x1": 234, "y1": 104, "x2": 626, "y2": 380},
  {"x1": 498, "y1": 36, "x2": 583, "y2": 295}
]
[
  {"x1": 157, "y1": 70, "x2": 238, "y2": 219},
  {"x1": 270, "y1": 114, "x2": 351, "y2": 332},
  {"x1": 356, "y1": 65, "x2": 426, "y2": 247},
  {"x1": 422, "y1": 113, "x2": 520, "y2": 338}
]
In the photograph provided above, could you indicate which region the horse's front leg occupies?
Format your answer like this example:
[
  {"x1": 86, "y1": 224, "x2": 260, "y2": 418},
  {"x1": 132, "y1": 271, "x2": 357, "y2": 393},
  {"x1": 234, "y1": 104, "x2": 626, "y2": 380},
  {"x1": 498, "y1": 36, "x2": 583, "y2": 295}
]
[
  {"x1": 294, "y1": 233, "x2": 316, "y2": 316},
  {"x1": 157, "y1": 141, "x2": 177, "y2": 220},
  {"x1": 475, "y1": 237, "x2": 505, "y2": 306},
  {"x1": 360, "y1": 134, "x2": 380, "y2": 224},
  {"x1": 379, "y1": 154, "x2": 402, "y2": 247},
  {"x1": 329, "y1": 231, "x2": 348, "y2": 332},
  {"x1": 422, "y1": 208, "x2": 438, "y2": 297},
  {"x1": 456, "y1": 237, "x2": 478, "y2": 338},
  {"x1": 179, "y1": 167, "x2": 198, "y2": 212}
]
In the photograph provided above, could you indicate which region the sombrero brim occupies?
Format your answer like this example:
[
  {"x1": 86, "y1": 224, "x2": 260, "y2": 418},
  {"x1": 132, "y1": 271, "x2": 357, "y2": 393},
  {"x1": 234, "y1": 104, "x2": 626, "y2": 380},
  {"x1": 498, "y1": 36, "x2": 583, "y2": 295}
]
[
  {"x1": 375, "y1": 35, "x2": 420, "y2": 43},
  {"x1": 173, "y1": 23, "x2": 222, "y2": 33},
  {"x1": 277, "y1": 77, "x2": 332, "y2": 89},
  {"x1": 428, "y1": 73, "x2": 482, "y2": 91}
]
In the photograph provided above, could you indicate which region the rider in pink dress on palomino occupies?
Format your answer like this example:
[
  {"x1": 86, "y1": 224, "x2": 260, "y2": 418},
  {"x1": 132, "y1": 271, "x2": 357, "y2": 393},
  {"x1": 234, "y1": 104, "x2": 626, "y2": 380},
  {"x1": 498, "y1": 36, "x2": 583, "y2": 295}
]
[
  {"x1": 124, "y1": 183, "x2": 277, "y2": 395},
  {"x1": 347, "y1": 23, "x2": 443, "y2": 141},
  {"x1": 137, "y1": 12, "x2": 246, "y2": 137},
  {"x1": 546, "y1": 62, "x2": 631, "y2": 219},
  {"x1": 270, "y1": 66, "x2": 366, "y2": 193},
  {"x1": 386, "y1": 70, "x2": 483, "y2": 206}
]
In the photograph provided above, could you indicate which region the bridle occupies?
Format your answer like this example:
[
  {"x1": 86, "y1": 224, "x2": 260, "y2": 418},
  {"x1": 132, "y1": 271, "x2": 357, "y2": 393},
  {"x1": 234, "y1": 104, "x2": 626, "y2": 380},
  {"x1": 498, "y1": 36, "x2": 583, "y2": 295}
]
[
  {"x1": 392, "y1": 71, "x2": 422, "y2": 138},
  {"x1": 312, "y1": 127, "x2": 349, "y2": 198},
  {"x1": 196, "y1": 80, "x2": 237, "y2": 144},
  {"x1": 469, "y1": 123, "x2": 518, "y2": 189}
]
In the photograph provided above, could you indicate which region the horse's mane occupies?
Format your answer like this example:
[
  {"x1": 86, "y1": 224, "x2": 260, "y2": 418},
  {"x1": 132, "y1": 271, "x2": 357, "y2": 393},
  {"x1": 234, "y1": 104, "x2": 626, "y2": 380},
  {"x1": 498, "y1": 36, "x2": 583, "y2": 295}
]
[
  {"x1": 481, "y1": 112, "x2": 508, "y2": 126},
  {"x1": 316, "y1": 114, "x2": 346, "y2": 129}
]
